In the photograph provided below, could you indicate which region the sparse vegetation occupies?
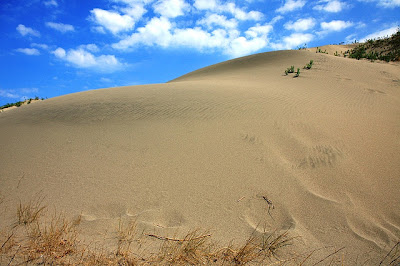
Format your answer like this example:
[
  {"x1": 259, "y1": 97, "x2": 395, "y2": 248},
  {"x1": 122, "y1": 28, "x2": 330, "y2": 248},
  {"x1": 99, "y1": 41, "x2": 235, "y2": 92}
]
[
  {"x1": 297, "y1": 44, "x2": 307, "y2": 50},
  {"x1": 316, "y1": 47, "x2": 328, "y2": 54},
  {"x1": 284, "y1": 65, "x2": 295, "y2": 76},
  {"x1": 0, "y1": 196, "x2": 300, "y2": 265},
  {"x1": 16, "y1": 198, "x2": 46, "y2": 226},
  {"x1": 294, "y1": 68, "x2": 300, "y2": 77},
  {"x1": 0, "y1": 97, "x2": 45, "y2": 111},
  {"x1": 346, "y1": 28, "x2": 400, "y2": 62},
  {"x1": 304, "y1": 60, "x2": 314, "y2": 69},
  {"x1": 285, "y1": 60, "x2": 313, "y2": 78}
]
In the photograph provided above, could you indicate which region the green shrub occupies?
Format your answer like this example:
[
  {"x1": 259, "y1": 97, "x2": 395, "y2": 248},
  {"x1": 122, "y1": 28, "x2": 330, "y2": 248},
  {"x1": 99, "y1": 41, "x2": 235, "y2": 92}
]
[{"x1": 294, "y1": 68, "x2": 300, "y2": 77}]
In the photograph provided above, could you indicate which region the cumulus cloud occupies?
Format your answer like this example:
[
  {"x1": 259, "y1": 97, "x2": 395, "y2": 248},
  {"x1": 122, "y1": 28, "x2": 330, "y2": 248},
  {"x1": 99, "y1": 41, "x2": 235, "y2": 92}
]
[
  {"x1": 314, "y1": 0, "x2": 348, "y2": 12},
  {"x1": 153, "y1": 0, "x2": 189, "y2": 18},
  {"x1": 44, "y1": 0, "x2": 58, "y2": 7},
  {"x1": 194, "y1": 0, "x2": 218, "y2": 10},
  {"x1": 31, "y1": 43, "x2": 49, "y2": 50},
  {"x1": 193, "y1": 0, "x2": 263, "y2": 21},
  {"x1": 113, "y1": 0, "x2": 148, "y2": 20},
  {"x1": 357, "y1": 0, "x2": 400, "y2": 8},
  {"x1": 79, "y1": 44, "x2": 100, "y2": 52},
  {"x1": 16, "y1": 24, "x2": 40, "y2": 37},
  {"x1": 52, "y1": 47, "x2": 124, "y2": 72},
  {"x1": 320, "y1": 20, "x2": 353, "y2": 31},
  {"x1": 360, "y1": 26, "x2": 399, "y2": 42},
  {"x1": 271, "y1": 33, "x2": 313, "y2": 49},
  {"x1": 197, "y1": 14, "x2": 238, "y2": 30},
  {"x1": 284, "y1": 18, "x2": 316, "y2": 31},
  {"x1": 90, "y1": 8, "x2": 135, "y2": 34},
  {"x1": 46, "y1": 22, "x2": 75, "y2": 33},
  {"x1": 112, "y1": 15, "x2": 271, "y2": 58},
  {"x1": 0, "y1": 89, "x2": 20, "y2": 99},
  {"x1": 276, "y1": 0, "x2": 306, "y2": 13},
  {"x1": 0, "y1": 88, "x2": 39, "y2": 101},
  {"x1": 15, "y1": 48, "x2": 40, "y2": 55},
  {"x1": 225, "y1": 3, "x2": 263, "y2": 20},
  {"x1": 112, "y1": 16, "x2": 173, "y2": 49}
]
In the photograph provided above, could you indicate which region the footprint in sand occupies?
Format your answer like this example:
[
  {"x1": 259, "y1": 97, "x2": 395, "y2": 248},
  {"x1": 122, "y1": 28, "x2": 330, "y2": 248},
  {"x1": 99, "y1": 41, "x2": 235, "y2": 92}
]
[
  {"x1": 241, "y1": 194, "x2": 295, "y2": 234},
  {"x1": 138, "y1": 208, "x2": 186, "y2": 229},
  {"x1": 297, "y1": 145, "x2": 342, "y2": 169}
]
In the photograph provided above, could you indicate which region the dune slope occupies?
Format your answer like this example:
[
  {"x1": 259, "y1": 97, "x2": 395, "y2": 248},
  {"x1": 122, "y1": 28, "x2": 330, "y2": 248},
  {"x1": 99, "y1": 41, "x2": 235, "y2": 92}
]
[{"x1": 1, "y1": 49, "x2": 399, "y2": 263}]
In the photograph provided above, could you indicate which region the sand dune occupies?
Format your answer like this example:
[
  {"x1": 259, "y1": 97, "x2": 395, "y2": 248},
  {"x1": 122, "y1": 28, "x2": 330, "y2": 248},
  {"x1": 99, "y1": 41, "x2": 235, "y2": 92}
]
[{"x1": 1, "y1": 49, "x2": 399, "y2": 263}]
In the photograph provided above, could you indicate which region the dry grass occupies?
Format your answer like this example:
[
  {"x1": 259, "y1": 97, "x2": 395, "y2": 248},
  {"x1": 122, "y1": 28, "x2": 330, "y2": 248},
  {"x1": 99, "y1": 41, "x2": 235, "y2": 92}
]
[
  {"x1": 0, "y1": 198, "x2": 296, "y2": 265},
  {"x1": 16, "y1": 197, "x2": 46, "y2": 226},
  {"x1": 2, "y1": 196, "x2": 396, "y2": 265}
]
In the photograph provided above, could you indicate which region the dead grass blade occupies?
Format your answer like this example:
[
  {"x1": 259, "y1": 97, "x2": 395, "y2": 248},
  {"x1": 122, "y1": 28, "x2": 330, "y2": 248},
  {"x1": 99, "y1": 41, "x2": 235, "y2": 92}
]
[
  {"x1": 16, "y1": 197, "x2": 46, "y2": 226},
  {"x1": 25, "y1": 214, "x2": 78, "y2": 263},
  {"x1": 380, "y1": 241, "x2": 400, "y2": 265}
]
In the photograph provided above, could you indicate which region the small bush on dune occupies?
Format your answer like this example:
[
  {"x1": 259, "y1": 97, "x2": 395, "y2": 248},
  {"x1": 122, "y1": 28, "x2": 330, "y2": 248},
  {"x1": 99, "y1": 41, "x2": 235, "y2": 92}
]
[
  {"x1": 304, "y1": 60, "x2": 314, "y2": 70},
  {"x1": 294, "y1": 68, "x2": 300, "y2": 78}
]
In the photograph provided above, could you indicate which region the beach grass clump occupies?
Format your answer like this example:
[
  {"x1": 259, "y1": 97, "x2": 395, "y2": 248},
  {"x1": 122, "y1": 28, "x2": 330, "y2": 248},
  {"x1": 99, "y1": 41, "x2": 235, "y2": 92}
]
[
  {"x1": 304, "y1": 60, "x2": 314, "y2": 70},
  {"x1": 294, "y1": 68, "x2": 300, "y2": 78},
  {"x1": 316, "y1": 47, "x2": 328, "y2": 54},
  {"x1": 16, "y1": 198, "x2": 46, "y2": 226},
  {"x1": 285, "y1": 65, "x2": 295, "y2": 75},
  {"x1": 25, "y1": 214, "x2": 80, "y2": 263}
]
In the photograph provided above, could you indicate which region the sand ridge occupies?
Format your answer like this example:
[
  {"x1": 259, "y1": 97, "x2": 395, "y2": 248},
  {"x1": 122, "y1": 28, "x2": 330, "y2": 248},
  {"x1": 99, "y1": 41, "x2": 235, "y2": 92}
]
[{"x1": 1, "y1": 48, "x2": 399, "y2": 264}]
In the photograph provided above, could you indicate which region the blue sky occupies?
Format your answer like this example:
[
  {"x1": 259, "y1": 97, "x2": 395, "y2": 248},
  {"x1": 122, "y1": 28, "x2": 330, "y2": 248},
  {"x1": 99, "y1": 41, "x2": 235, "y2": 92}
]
[{"x1": 0, "y1": 0, "x2": 399, "y2": 106}]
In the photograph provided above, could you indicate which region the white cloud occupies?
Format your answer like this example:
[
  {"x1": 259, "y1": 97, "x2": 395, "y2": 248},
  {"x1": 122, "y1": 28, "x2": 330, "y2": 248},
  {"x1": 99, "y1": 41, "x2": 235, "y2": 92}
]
[
  {"x1": 321, "y1": 20, "x2": 353, "y2": 31},
  {"x1": 53, "y1": 47, "x2": 66, "y2": 58},
  {"x1": 228, "y1": 36, "x2": 267, "y2": 57},
  {"x1": 153, "y1": 0, "x2": 189, "y2": 18},
  {"x1": 271, "y1": 33, "x2": 313, "y2": 49},
  {"x1": 100, "y1": 77, "x2": 113, "y2": 83},
  {"x1": 46, "y1": 22, "x2": 75, "y2": 33},
  {"x1": 225, "y1": 3, "x2": 263, "y2": 20},
  {"x1": 245, "y1": 24, "x2": 273, "y2": 38},
  {"x1": 284, "y1": 18, "x2": 316, "y2": 31},
  {"x1": 122, "y1": 5, "x2": 147, "y2": 20},
  {"x1": 193, "y1": 0, "x2": 262, "y2": 21},
  {"x1": 79, "y1": 44, "x2": 100, "y2": 52},
  {"x1": 0, "y1": 88, "x2": 39, "y2": 101},
  {"x1": 44, "y1": 0, "x2": 58, "y2": 7},
  {"x1": 21, "y1": 88, "x2": 39, "y2": 94},
  {"x1": 194, "y1": 0, "x2": 218, "y2": 10},
  {"x1": 276, "y1": 0, "x2": 306, "y2": 13},
  {"x1": 31, "y1": 43, "x2": 49, "y2": 50},
  {"x1": 197, "y1": 14, "x2": 238, "y2": 29},
  {"x1": 0, "y1": 89, "x2": 20, "y2": 99},
  {"x1": 314, "y1": 0, "x2": 348, "y2": 12},
  {"x1": 360, "y1": 26, "x2": 399, "y2": 42},
  {"x1": 15, "y1": 48, "x2": 40, "y2": 55},
  {"x1": 52, "y1": 47, "x2": 124, "y2": 72},
  {"x1": 357, "y1": 0, "x2": 400, "y2": 7},
  {"x1": 112, "y1": 16, "x2": 173, "y2": 49},
  {"x1": 270, "y1": 15, "x2": 283, "y2": 24},
  {"x1": 16, "y1": 24, "x2": 40, "y2": 37},
  {"x1": 173, "y1": 28, "x2": 228, "y2": 50},
  {"x1": 113, "y1": 15, "x2": 271, "y2": 58},
  {"x1": 90, "y1": 8, "x2": 135, "y2": 34}
]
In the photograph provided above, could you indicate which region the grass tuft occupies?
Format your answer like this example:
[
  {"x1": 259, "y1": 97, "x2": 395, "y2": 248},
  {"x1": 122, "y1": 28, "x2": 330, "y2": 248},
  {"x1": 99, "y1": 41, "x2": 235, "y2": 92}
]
[{"x1": 16, "y1": 198, "x2": 46, "y2": 226}]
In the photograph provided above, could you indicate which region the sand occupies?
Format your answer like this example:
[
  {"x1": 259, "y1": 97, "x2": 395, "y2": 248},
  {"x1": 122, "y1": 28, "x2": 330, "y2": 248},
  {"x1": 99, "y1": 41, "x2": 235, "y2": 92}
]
[{"x1": 1, "y1": 49, "x2": 399, "y2": 264}]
